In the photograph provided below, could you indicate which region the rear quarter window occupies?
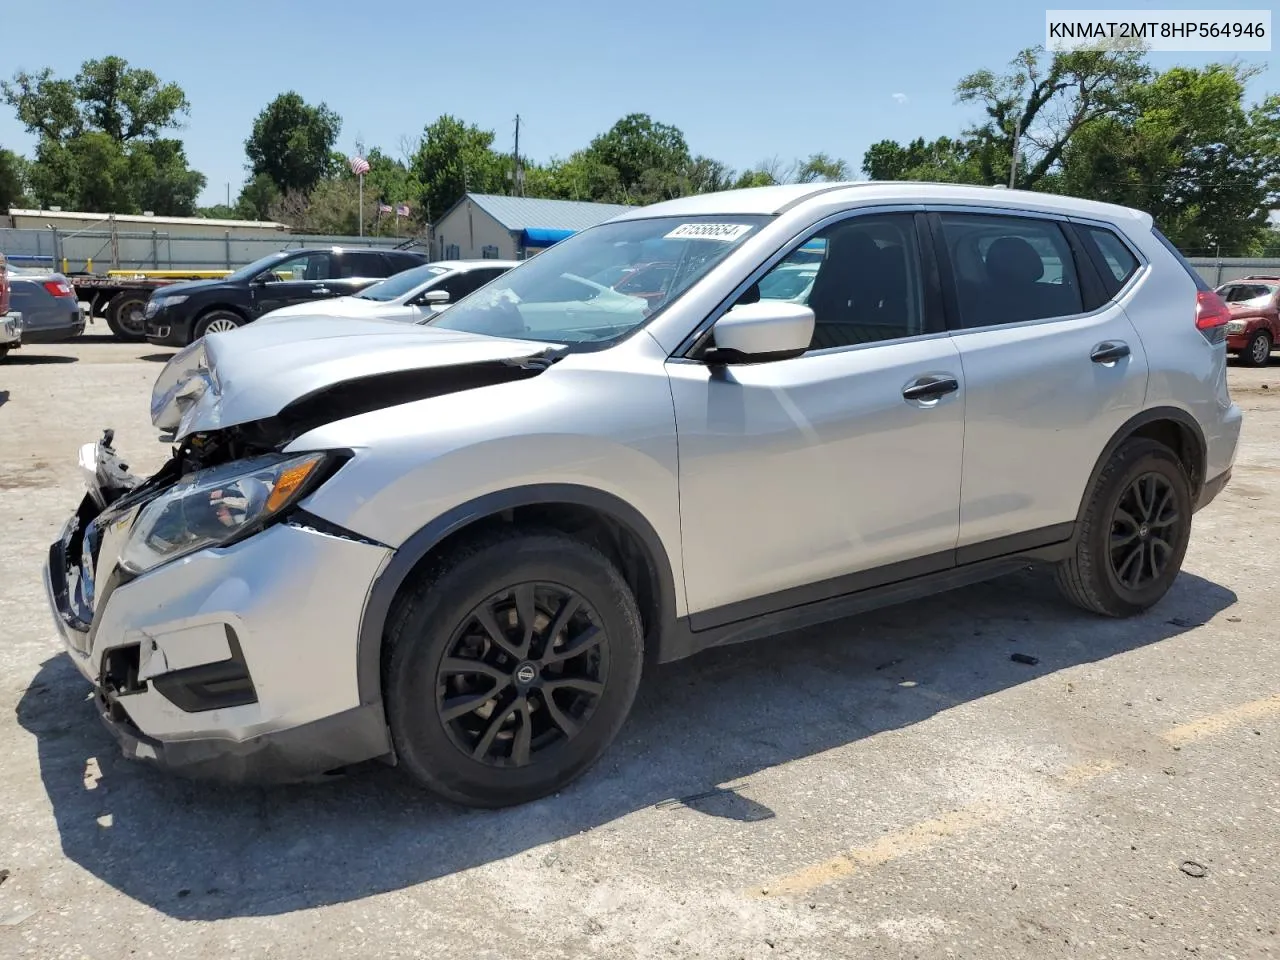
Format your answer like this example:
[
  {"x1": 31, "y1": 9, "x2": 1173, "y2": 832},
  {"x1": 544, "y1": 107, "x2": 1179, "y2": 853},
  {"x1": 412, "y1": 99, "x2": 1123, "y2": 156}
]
[{"x1": 1077, "y1": 225, "x2": 1140, "y2": 298}]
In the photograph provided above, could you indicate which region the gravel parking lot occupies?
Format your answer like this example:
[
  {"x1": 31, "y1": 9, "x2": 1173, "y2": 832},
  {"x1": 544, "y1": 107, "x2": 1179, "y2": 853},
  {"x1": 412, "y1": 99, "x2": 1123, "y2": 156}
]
[{"x1": 2, "y1": 336, "x2": 1278, "y2": 959}]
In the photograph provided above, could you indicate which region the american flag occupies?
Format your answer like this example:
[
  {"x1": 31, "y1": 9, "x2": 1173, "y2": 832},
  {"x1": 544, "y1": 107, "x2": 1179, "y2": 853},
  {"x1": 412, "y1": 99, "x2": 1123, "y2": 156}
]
[
  {"x1": 396, "y1": 204, "x2": 411, "y2": 217},
  {"x1": 378, "y1": 203, "x2": 392, "y2": 214},
  {"x1": 349, "y1": 155, "x2": 370, "y2": 176}
]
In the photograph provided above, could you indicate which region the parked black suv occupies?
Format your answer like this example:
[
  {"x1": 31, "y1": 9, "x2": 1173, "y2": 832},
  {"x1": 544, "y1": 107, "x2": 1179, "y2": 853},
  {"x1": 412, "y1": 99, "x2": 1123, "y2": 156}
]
[{"x1": 143, "y1": 247, "x2": 430, "y2": 347}]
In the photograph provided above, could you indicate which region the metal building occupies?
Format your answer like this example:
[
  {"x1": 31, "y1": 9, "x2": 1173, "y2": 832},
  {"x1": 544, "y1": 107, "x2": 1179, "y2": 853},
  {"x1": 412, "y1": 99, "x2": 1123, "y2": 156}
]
[{"x1": 432, "y1": 194, "x2": 630, "y2": 261}]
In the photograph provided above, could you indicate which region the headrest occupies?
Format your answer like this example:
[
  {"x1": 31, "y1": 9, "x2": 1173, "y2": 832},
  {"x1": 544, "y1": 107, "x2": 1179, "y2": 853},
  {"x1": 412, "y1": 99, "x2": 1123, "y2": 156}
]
[{"x1": 984, "y1": 236, "x2": 1044, "y2": 284}]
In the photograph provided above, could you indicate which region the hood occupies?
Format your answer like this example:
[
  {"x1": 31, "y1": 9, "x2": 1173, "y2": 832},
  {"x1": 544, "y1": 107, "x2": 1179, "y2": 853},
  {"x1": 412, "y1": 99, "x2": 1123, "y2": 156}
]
[
  {"x1": 258, "y1": 296, "x2": 379, "y2": 321},
  {"x1": 153, "y1": 278, "x2": 222, "y2": 298},
  {"x1": 150, "y1": 315, "x2": 559, "y2": 443}
]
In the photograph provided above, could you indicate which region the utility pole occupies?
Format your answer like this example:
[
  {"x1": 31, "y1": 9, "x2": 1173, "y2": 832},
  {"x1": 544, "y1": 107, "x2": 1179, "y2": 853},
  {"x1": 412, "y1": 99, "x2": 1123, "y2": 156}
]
[
  {"x1": 1008, "y1": 111, "x2": 1022, "y2": 189},
  {"x1": 513, "y1": 114, "x2": 523, "y2": 197},
  {"x1": 226, "y1": 182, "x2": 231, "y2": 207}
]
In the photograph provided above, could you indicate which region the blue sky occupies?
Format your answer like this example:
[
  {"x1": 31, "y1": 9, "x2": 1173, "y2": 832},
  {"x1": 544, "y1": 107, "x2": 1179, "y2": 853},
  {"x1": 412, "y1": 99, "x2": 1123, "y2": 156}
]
[{"x1": 0, "y1": 0, "x2": 1273, "y2": 207}]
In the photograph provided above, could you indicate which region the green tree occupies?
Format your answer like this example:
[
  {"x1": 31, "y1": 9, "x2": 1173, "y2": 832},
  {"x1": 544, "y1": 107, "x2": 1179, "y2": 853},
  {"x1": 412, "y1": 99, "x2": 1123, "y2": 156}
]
[
  {"x1": 1059, "y1": 64, "x2": 1274, "y2": 253},
  {"x1": 862, "y1": 136, "x2": 982, "y2": 182},
  {"x1": 244, "y1": 92, "x2": 341, "y2": 195},
  {"x1": 578, "y1": 113, "x2": 692, "y2": 203},
  {"x1": 955, "y1": 45, "x2": 1150, "y2": 188},
  {"x1": 235, "y1": 172, "x2": 280, "y2": 220},
  {"x1": 196, "y1": 203, "x2": 238, "y2": 220},
  {"x1": 793, "y1": 152, "x2": 850, "y2": 183},
  {"x1": 409, "y1": 115, "x2": 508, "y2": 219},
  {"x1": 0, "y1": 147, "x2": 30, "y2": 209},
  {"x1": 1, "y1": 56, "x2": 204, "y2": 214}
]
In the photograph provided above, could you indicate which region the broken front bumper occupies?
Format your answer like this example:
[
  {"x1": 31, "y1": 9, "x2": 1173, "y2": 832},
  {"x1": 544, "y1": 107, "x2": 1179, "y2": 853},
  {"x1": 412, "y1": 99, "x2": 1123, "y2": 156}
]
[{"x1": 43, "y1": 438, "x2": 395, "y2": 782}]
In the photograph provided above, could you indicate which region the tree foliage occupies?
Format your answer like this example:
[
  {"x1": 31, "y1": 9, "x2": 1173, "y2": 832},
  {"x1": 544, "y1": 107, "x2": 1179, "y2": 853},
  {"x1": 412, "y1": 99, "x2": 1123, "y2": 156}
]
[
  {"x1": 245, "y1": 92, "x2": 341, "y2": 195},
  {"x1": 409, "y1": 115, "x2": 508, "y2": 219},
  {"x1": 0, "y1": 146, "x2": 30, "y2": 209},
  {"x1": 1, "y1": 56, "x2": 204, "y2": 215}
]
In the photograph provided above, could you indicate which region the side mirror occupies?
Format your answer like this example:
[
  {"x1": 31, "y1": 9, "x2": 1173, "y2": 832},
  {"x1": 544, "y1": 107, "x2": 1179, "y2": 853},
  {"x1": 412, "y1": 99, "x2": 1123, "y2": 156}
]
[
  {"x1": 420, "y1": 288, "x2": 451, "y2": 304},
  {"x1": 704, "y1": 300, "x2": 814, "y2": 364}
]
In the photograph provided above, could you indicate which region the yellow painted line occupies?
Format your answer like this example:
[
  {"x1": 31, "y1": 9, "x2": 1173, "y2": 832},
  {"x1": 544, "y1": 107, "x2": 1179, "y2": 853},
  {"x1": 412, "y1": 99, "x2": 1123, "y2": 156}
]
[
  {"x1": 753, "y1": 694, "x2": 1279, "y2": 899},
  {"x1": 1161, "y1": 694, "x2": 1280, "y2": 748},
  {"x1": 754, "y1": 802, "x2": 1007, "y2": 897}
]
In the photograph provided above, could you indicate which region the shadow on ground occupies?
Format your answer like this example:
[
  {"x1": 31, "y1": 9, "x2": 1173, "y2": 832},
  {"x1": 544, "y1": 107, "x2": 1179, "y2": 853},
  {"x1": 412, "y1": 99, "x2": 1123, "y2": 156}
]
[
  {"x1": 76, "y1": 334, "x2": 125, "y2": 344},
  {"x1": 3, "y1": 353, "x2": 77, "y2": 365},
  {"x1": 138, "y1": 353, "x2": 176, "y2": 363},
  {"x1": 16, "y1": 566, "x2": 1236, "y2": 920}
]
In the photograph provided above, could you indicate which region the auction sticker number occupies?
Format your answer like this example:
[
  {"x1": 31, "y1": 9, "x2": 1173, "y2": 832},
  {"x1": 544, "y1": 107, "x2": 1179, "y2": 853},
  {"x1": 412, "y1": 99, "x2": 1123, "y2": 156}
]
[{"x1": 664, "y1": 223, "x2": 754, "y2": 242}]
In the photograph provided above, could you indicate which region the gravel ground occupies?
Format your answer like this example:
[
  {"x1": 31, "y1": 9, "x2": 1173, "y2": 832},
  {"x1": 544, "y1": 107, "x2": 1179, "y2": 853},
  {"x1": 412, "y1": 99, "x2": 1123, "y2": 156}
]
[{"x1": 2, "y1": 336, "x2": 1278, "y2": 959}]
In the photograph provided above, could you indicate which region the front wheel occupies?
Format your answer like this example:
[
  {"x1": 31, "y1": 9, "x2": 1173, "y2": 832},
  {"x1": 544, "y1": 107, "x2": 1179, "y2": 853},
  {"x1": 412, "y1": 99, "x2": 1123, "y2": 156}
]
[
  {"x1": 1056, "y1": 438, "x2": 1193, "y2": 617},
  {"x1": 1240, "y1": 330, "x2": 1272, "y2": 367},
  {"x1": 192, "y1": 310, "x2": 244, "y2": 342},
  {"x1": 384, "y1": 529, "x2": 644, "y2": 808}
]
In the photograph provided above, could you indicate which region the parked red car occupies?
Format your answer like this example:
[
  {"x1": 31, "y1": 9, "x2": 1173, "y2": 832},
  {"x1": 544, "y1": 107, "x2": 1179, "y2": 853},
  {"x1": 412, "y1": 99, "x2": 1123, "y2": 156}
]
[{"x1": 1219, "y1": 275, "x2": 1280, "y2": 367}]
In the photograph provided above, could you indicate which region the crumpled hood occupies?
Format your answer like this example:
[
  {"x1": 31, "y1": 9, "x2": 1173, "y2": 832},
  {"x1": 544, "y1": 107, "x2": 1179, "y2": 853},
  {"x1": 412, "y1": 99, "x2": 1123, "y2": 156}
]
[{"x1": 150, "y1": 315, "x2": 557, "y2": 442}]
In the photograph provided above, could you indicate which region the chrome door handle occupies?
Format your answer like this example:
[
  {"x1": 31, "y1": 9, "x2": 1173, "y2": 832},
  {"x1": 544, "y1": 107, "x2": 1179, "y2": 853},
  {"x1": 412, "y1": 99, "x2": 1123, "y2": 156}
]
[
  {"x1": 1090, "y1": 341, "x2": 1130, "y2": 363},
  {"x1": 902, "y1": 375, "x2": 960, "y2": 401}
]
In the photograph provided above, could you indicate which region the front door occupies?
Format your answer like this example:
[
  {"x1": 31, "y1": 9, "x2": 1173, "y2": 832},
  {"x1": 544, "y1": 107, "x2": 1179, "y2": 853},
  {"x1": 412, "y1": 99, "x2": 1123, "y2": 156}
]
[
  {"x1": 668, "y1": 211, "x2": 966, "y2": 625},
  {"x1": 928, "y1": 210, "x2": 1150, "y2": 553},
  {"x1": 251, "y1": 251, "x2": 334, "y2": 317}
]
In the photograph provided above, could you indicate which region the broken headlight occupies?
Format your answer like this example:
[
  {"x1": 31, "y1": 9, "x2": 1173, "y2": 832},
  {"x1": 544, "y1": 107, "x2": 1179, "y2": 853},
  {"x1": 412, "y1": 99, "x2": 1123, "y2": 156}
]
[{"x1": 118, "y1": 452, "x2": 328, "y2": 574}]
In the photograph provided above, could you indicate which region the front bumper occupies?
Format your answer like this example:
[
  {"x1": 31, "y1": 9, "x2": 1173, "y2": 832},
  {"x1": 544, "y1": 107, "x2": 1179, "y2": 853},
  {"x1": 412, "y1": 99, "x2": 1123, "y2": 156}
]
[
  {"x1": 44, "y1": 458, "x2": 396, "y2": 783},
  {"x1": 1, "y1": 312, "x2": 22, "y2": 347},
  {"x1": 145, "y1": 306, "x2": 193, "y2": 347}
]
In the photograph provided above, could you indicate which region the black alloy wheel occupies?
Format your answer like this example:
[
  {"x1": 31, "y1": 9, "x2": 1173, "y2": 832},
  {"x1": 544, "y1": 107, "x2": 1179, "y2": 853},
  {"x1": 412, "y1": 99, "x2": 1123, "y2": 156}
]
[
  {"x1": 436, "y1": 583, "x2": 608, "y2": 768},
  {"x1": 1108, "y1": 472, "x2": 1182, "y2": 591}
]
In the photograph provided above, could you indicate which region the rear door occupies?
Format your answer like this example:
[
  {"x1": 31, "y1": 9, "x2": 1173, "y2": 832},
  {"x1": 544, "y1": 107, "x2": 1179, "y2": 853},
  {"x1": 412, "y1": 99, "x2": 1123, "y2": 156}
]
[{"x1": 928, "y1": 208, "x2": 1150, "y2": 557}]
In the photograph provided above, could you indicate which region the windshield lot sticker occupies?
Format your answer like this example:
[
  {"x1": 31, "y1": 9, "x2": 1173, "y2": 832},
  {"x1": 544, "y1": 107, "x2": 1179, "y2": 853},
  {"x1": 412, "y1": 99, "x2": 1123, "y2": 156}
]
[{"x1": 664, "y1": 223, "x2": 753, "y2": 242}]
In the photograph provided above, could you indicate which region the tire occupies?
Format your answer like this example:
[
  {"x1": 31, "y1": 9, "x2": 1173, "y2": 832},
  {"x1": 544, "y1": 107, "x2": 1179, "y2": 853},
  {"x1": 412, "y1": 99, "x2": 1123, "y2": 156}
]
[
  {"x1": 0, "y1": 345, "x2": 8, "y2": 359},
  {"x1": 105, "y1": 292, "x2": 149, "y2": 341},
  {"x1": 1055, "y1": 438, "x2": 1193, "y2": 617},
  {"x1": 1239, "y1": 329, "x2": 1272, "y2": 367},
  {"x1": 192, "y1": 310, "x2": 244, "y2": 342},
  {"x1": 384, "y1": 528, "x2": 644, "y2": 808}
]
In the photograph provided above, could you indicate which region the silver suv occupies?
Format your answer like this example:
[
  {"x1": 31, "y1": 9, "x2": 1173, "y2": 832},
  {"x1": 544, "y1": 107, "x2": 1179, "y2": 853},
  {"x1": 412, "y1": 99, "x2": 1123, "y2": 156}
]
[{"x1": 44, "y1": 183, "x2": 1242, "y2": 807}]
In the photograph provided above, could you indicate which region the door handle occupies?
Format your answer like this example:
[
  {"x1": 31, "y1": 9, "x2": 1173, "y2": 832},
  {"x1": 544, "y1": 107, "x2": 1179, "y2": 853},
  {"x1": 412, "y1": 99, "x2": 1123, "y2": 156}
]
[
  {"x1": 311, "y1": 286, "x2": 331, "y2": 295},
  {"x1": 902, "y1": 374, "x2": 960, "y2": 402},
  {"x1": 1090, "y1": 341, "x2": 1130, "y2": 364}
]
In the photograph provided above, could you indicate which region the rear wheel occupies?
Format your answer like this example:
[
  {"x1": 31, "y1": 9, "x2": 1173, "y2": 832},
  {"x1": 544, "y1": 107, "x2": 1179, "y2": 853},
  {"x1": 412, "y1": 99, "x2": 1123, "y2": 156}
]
[
  {"x1": 384, "y1": 528, "x2": 644, "y2": 808},
  {"x1": 1240, "y1": 329, "x2": 1272, "y2": 367},
  {"x1": 192, "y1": 310, "x2": 244, "y2": 341},
  {"x1": 1056, "y1": 438, "x2": 1193, "y2": 617},
  {"x1": 105, "y1": 292, "x2": 148, "y2": 341}
]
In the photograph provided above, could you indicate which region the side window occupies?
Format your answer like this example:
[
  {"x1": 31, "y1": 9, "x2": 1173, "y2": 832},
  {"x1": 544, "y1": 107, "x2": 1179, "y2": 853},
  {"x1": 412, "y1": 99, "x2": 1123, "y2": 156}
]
[
  {"x1": 436, "y1": 271, "x2": 485, "y2": 301},
  {"x1": 750, "y1": 213, "x2": 927, "y2": 350},
  {"x1": 334, "y1": 252, "x2": 387, "y2": 278},
  {"x1": 267, "y1": 252, "x2": 331, "y2": 282},
  {"x1": 937, "y1": 213, "x2": 1083, "y2": 327},
  {"x1": 1079, "y1": 225, "x2": 1140, "y2": 296}
]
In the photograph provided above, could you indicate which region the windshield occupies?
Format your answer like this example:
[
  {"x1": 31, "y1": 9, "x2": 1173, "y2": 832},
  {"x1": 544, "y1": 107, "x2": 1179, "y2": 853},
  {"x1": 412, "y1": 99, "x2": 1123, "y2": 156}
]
[
  {"x1": 356, "y1": 264, "x2": 450, "y2": 301},
  {"x1": 225, "y1": 251, "x2": 291, "y2": 283},
  {"x1": 1218, "y1": 282, "x2": 1278, "y2": 303},
  {"x1": 428, "y1": 215, "x2": 770, "y2": 344}
]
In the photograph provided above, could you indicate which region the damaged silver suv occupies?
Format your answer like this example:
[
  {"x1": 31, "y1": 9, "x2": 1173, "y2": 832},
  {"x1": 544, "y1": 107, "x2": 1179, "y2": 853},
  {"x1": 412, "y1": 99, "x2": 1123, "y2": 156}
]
[{"x1": 45, "y1": 183, "x2": 1241, "y2": 807}]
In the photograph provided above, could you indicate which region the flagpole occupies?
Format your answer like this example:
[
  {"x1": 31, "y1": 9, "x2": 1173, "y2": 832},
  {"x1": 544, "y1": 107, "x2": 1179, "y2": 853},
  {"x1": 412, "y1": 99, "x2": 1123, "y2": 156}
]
[{"x1": 358, "y1": 173, "x2": 364, "y2": 237}]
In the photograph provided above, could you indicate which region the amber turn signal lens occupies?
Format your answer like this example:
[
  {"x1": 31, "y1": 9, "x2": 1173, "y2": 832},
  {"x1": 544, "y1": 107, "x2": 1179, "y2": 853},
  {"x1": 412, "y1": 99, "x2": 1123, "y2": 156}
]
[{"x1": 265, "y1": 454, "x2": 325, "y2": 513}]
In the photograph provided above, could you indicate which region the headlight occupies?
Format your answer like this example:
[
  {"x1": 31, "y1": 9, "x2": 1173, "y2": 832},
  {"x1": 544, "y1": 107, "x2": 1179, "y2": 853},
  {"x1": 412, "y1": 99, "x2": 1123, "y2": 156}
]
[
  {"x1": 160, "y1": 294, "x2": 188, "y2": 307},
  {"x1": 118, "y1": 452, "x2": 329, "y2": 574}
]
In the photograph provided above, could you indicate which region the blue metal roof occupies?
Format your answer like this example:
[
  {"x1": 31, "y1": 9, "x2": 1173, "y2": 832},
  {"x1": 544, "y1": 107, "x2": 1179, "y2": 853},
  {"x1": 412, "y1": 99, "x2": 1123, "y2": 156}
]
[{"x1": 465, "y1": 194, "x2": 631, "y2": 233}]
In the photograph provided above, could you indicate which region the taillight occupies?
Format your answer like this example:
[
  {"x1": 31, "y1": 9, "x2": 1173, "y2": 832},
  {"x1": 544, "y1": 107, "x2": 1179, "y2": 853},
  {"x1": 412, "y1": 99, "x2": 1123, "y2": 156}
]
[
  {"x1": 42, "y1": 279, "x2": 74, "y2": 298},
  {"x1": 1195, "y1": 289, "x2": 1230, "y2": 344}
]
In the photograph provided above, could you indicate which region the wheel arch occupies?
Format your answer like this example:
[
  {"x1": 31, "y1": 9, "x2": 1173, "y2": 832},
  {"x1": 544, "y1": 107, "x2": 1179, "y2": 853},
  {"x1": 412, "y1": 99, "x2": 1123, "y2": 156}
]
[
  {"x1": 355, "y1": 484, "x2": 679, "y2": 708},
  {"x1": 1075, "y1": 406, "x2": 1207, "y2": 526},
  {"x1": 195, "y1": 303, "x2": 250, "y2": 324}
]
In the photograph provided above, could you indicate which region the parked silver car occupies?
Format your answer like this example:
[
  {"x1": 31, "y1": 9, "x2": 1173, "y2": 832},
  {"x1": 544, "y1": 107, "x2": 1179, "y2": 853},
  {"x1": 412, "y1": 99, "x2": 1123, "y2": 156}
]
[
  {"x1": 258, "y1": 259, "x2": 518, "y2": 324},
  {"x1": 5, "y1": 265, "x2": 86, "y2": 342},
  {"x1": 44, "y1": 183, "x2": 1241, "y2": 807}
]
